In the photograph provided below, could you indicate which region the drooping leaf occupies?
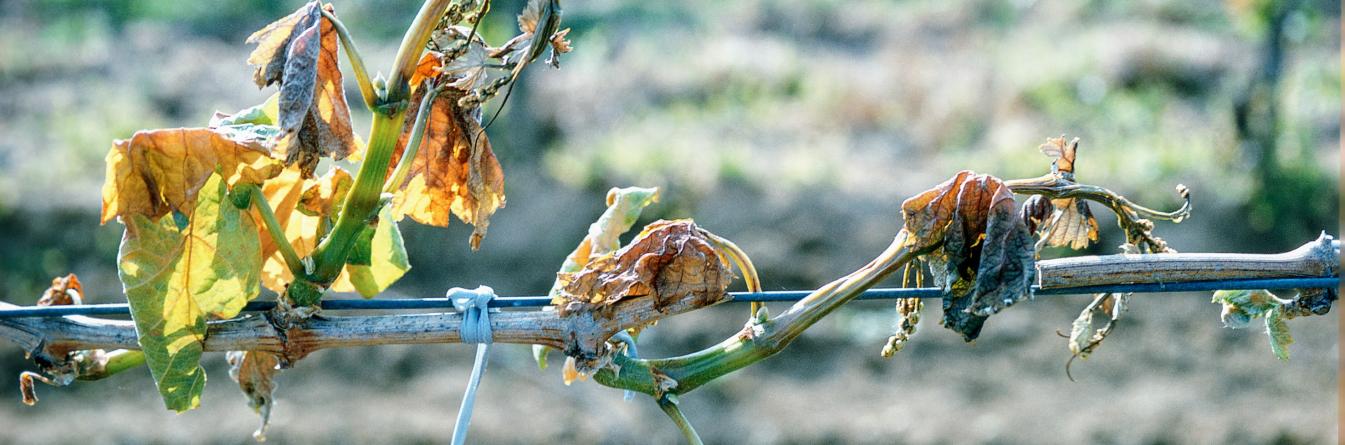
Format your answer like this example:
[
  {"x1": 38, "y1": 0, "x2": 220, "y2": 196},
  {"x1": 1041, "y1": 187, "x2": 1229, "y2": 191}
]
[
  {"x1": 100, "y1": 128, "x2": 284, "y2": 225},
  {"x1": 247, "y1": 2, "x2": 357, "y2": 178},
  {"x1": 246, "y1": 2, "x2": 320, "y2": 89},
  {"x1": 1212, "y1": 289, "x2": 1295, "y2": 360},
  {"x1": 900, "y1": 170, "x2": 1036, "y2": 341},
  {"x1": 554, "y1": 220, "x2": 732, "y2": 316},
  {"x1": 227, "y1": 350, "x2": 281, "y2": 441},
  {"x1": 330, "y1": 205, "x2": 410, "y2": 298},
  {"x1": 387, "y1": 88, "x2": 505, "y2": 250},
  {"x1": 118, "y1": 173, "x2": 263, "y2": 411},
  {"x1": 1039, "y1": 198, "x2": 1099, "y2": 250}
]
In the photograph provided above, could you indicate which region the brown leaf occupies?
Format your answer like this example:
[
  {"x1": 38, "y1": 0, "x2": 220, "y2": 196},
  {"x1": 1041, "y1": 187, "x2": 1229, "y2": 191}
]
[
  {"x1": 37, "y1": 274, "x2": 84, "y2": 306},
  {"x1": 1039, "y1": 198, "x2": 1099, "y2": 250},
  {"x1": 1039, "y1": 135, "x2": 1078, "y2": 176},
  {"x1": 409, "y1": 51, "x2": 443, "y2": 89},
  {"x1": 245, "y1": 2, "x2": 320, "y2": 89},
  {"x1": 900, "y1": 171, "x2": 1036, "y2": 341},
  {"x1": 247, "y1": 2, "x2": 357, "y2": 178},
  {"x1": 387, "y1": 88, "x2": 505, "y2": 250},
  {"x1": 554, "y1": 220, "x2": 733, "y2": 316},
  {"x1": 100, "y1": 128, "x2": 284, "y2": 225},
  {"x1": 227, "y1": 350, "x2": 281, "y2": 441}
]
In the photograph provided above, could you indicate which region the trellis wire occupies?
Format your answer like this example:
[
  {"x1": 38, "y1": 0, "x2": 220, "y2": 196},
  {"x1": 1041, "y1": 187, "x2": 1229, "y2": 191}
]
[{"x1": 0, "y1": 276, "x2": 1335, "y2": 319}]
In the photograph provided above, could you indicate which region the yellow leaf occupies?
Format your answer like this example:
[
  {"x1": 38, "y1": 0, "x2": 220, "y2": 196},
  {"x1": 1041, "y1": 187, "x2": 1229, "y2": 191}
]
[
  {"x1": 100, "y1": 128, "x2": 283, "y2": 225},
  {"x1": 118, "y1": 173, "x2": 263, "y2": 412}
]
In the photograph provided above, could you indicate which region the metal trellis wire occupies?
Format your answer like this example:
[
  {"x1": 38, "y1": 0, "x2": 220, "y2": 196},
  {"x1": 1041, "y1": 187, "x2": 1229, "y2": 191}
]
[{"x1": 0, "y1": 276, "x2": 1336, "y2": 319}]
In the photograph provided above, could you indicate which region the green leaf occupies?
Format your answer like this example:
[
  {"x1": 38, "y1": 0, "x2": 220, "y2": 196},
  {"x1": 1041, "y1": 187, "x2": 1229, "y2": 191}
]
[
  {"x1": 1212, "y1": 289, "x2": 1294, "y2": 361},
  {"x1": 1265, "y1": 306, "x2": 1293, "y2": 361},
  {"x1": 118, "y1": 173, "x2": 263, "y2": 412},
  {"x1": 337, "y1": 205, "x2": 409, "y2": 298}
]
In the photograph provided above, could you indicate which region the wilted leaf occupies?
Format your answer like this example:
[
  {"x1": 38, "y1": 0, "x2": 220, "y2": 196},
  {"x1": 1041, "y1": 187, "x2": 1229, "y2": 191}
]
[
  {"x1": 535, "y1": 186, "x2": 659, "y2": 368},
  {"x1": 118, "y1": 173, "x2": 263, "y2": 411},
  {"x1": 227, "y1": 351, "x2": 281, "y2": 441},
  {"x1": 554, "y1": 220, "x2": 732, "y2": 316},
  {"x1": 900, "y1": 170, "x2": 1036, "y2": 341},
  {"x1": 387, "y1": 88, "x2": 505, "y2": 250},
  {"x1": 549, "y1": 187, "x2": 661, "y2": 303},
  {"x1": 1039, "y1": 135, "x2": 1077, "y2": 176},
  {"x1": 1212, "y1": 289, "x2": 1295, "y2": 360},
  {"x1": 36, "y1": 274, "x2": 84, "y2": 306},
  {"x1": 254, "y1": 167, "x2": 368, "y2": 293},
  {"x1": 255, "y1": 168, "x2": 314, "y2": 292},
  {"x1": 247, "y1": 2, "x2": 357, "y2": 178},
  {"x1": 297, "y1": 165, "x2": 352, "y2": 217},
  {"x1": 1039, "y1": 198, "x2": 1099, "y2": 250},
  {"x1": 100, "y1": 128, "x2": 284, "y2": 225},
  {"x1": 330, "y1": 205, "x2": 410, "y2": 298}
]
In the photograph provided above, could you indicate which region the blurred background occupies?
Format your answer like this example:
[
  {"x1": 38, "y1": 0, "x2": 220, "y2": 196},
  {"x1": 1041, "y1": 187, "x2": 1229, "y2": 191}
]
[{"x1": 0, "y1": 0, "x2": 1339, "y2": 443}]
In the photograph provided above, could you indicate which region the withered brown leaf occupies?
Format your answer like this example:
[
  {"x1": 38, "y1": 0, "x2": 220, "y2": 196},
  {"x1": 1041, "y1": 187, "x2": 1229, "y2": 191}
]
[
  {"x1": 901, "y1": 170, "x2": 1036, "y2": 341},
  {"x1": 1039, "y1": 135, "x2": 1078, "y2": 176},
  {"x1": 1039, "y1": 198, "x2": 1099, "y2": 250},
  {"x1": 100, "y1": 128, "x2": 284, "y2": 225},
  {"x1": 247, "y1": 2, "x2": 357, "y2": 178},
  {"x1": 387, "y1": 88, "x2": 505, "y2": 250},
  {"x1": 227, "y1": 350, "x2": 281, "y2": 441},
  {"x1": 554, "y1": 220, "x2": 733, "y2": 316},
  {"x1": 37, "y1": 274, "x2": 84, "y2": 306}
]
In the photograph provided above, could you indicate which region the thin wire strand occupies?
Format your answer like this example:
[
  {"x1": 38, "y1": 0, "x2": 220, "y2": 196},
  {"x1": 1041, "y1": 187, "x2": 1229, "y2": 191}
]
[{"x1": 0, "y1": 277, "x2": 1335, "y2": 319}]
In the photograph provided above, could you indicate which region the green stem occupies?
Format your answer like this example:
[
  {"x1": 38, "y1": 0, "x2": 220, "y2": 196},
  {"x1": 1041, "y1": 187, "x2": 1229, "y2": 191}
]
[
  {"x1": 321, "y1": 7, "x2": 378, "y2": 110},
  {"x1": 311, "y1": 112, "x2": 407, "y2": 283},
  {"x1": 75, "y1": 349, "x2": 146, "y2": 381},
  {"x1": 594, "y1": 233, "x2": 916, "y2": 396},
  {"x1": 306, "y1": 0, "x2": 451, "y2": 291},
  {"x1": 383, "y1": 85, "x2": 440, "y2": 194},
  {"x1": 387, "y1": 0, "x2": 454, "y2": 106},
  {"x1": 246, "y1": 184, "x2": 305, "y2": 277},
  {"x1": 656, "y1": 394, "x2": 704, "y2": 445}
]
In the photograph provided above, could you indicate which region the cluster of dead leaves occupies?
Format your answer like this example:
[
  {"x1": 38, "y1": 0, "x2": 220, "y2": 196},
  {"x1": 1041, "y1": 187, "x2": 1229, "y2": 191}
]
[
  {"x1": 553, "y1": 220, "x2": 734, "y2": 317},
  {"x1": 900, "y1": 170, "x2": 1037, "y2": 341},
  {"x1": 246, "y1": 1, "x2": 358, "y2": 178}
]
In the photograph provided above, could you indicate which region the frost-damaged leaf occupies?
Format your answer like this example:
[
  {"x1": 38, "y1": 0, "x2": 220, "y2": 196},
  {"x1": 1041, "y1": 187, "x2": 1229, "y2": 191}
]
[
  {"x1": 227, "y1": 351, "x2": 281, "y2": 441},
  {"x1": 1039, "y1": 135, "x2": 1077, "y2": 176},
  {"x1": 1212, "y1": 289, "x2": 1295, "y2": 360},
  {"x1": 330, "y1": 205, "x2": 410, "y2": 298},
  {"x1": 36, "y1": 274, "x2": 84, "y2": 306},
  {"x1": 535, "y1": 186, "x2": 660, "y2": 368},
  {"x1": 118, "y1": 173, "x2": 263, "y2": 411},
  {"x1": 254, "y1": 167, "x2": 362, "y2": 293},
  {"x1": 554, "y1": 220, "x2": 733, "y2": 317},
  {"x1": 100, "y1": 128, "x2": 284, "y2": 225},
  {"x1": 247, "y1": 2, "x2": 357, "y2": 178},
  {"x1": 387, "y1": 88, "x2": 505, "y2": 250},
  {"x1": 900, "y1": 170, "x2": 1036, "y2": 341},
  {"x1": 1039, "y1": 198, "x2": 1099, "y2": 250}
]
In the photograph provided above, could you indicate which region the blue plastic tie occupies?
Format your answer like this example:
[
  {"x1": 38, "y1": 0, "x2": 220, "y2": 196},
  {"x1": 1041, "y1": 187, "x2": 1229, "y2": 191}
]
[{"x1": 448, "y1": 285, "x2": 495, "y2": 445}]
